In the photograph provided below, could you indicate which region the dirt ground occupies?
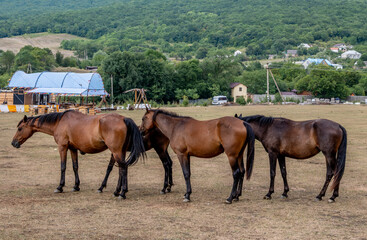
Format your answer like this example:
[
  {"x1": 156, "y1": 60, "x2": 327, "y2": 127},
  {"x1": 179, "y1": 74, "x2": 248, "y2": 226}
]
[
  {"x1": 0, "y1": 105, "x2": 366, "y2": 239},
  {"x1": 0, "y1": 33, "x2": 83, "y2": 57}
]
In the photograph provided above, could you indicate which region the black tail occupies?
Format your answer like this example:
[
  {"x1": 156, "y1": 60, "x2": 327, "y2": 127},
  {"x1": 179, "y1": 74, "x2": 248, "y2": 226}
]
[
  {"x1": 124, "y1": 118, "x2": 146, "y2": 166},
  {"x1": 331, "y1": 125, "x2": 347, "y2": 190},
  {"x1": 243, "y1": 121, "x2": 255, "y2": 180}
]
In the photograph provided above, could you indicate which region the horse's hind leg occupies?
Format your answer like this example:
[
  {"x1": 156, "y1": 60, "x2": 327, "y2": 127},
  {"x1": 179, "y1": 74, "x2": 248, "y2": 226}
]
[
  {"x1": 264, "y1": 152, "x2": 277, "y2": 200},
  {"x1": 98, "y1": 154, "x2": 115, "y2": 193},
  {"x1": 113, "y1": 152, "x2": 127, "y2": 198},
  {"x1": 278, "y1": 155, "x2": 289, "y2": 198},
  {"x1": 70, "y1": 149, "x2": 80, "y2": 192},
  {"x1": 234, "y1": 156, "x2": 245, "y2": 201},
  {"x1": 226, "y1": 157, "x2": 241, "y2": 204},
  {"x1": 316, "y1": 153, "x2": 335, "y2": 201}
]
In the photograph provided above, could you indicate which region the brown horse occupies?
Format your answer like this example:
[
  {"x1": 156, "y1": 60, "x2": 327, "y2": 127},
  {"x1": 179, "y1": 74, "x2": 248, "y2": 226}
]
[
  {"x1": 11, "y1": 110, "x2": 145, "y2": 199},
  {"x1": 140, "y1": 109, "x2": 255, "y2": 203},
  {"x1": 98, "y1": 127, "x2": 173, "y2": 194},
  {"x1": 235, "y1": 114, "x2": 347, "y2": 202}
]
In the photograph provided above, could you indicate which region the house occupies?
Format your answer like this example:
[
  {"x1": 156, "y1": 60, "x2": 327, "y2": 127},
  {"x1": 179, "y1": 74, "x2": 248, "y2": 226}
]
[
  {"x1": 234, "y1": 50, "x2": 242, "y2": 56},
  {"x1": 268, "y1": 54, "x2": 276, "y2": 60},
  {"x1": 230, "y1": 83, "x2": 247, "y2": 103},
  {"x1": 298, "y1": 43, "x2": 311, "y2": 49},
  {"x1": 331, "y1": 64, "x2": 343, "y2": 70},
  {"x1": 330, "y1": 47, "x2": 339, "y2": 53},
  {"x1": 302, "y1": 58, "x2": 333, "y2": 69},
  {"x1": 286, "y1": 50, "x2": 298, "y2": 58},
  {"x1": 333, "y1": 44, "x2": 347, "y2": 52},
  {"x1": 341, "y1": 50, "x2": 362, "y2": 59}
]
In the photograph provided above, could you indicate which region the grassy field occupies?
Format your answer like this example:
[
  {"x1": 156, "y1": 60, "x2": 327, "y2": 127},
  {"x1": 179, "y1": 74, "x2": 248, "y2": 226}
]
[
  {"x1": 0, "y1": 33, "x2": 83, "y2": 57},
  {"x1": 0, "y1": 105, "x2": 366, "y2": 239}
]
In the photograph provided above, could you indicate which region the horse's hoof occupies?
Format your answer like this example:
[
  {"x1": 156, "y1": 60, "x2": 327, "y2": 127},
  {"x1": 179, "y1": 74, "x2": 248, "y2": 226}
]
[
  {"x1": 166, "y1": 188, "x2": 171, "y2": 193},
  {"x1": 183, "y1": 198, "x2": 190, "y2": 202},
  {"x1": 315, "y1": 197, "x2": 322, "y2": 201},
  {"x1": 281, "y1": 195, "x2": 288, "y2": 199},
  {"x1": 233, "y1": 197, "x2": 239, "y2": 202},
  {"x1": 113, "y1": 192, "x2": 120, "y2": 197},
  {"x1": 54, "y1": 189, "x2": 62, "y2": 193},
  {"x1": 263, "y1": 195, "x2": 271, "y2": 200},
  {"x1": 72, "y1": 188, "x2": 80, "y2": 192},
  {"x1": 97, "y1": 189, "x2": 103, "y2": 193},
  {"x1": 118, "y1": 195, "x2": 126, "y2": 200},
  {"x1": 160, "y1": 190, "x2": 166, "y2": 194},
  {"x1": 225, "y1": 199, "x2": 232, "y2": 204},
  {"x1": 328, "y1": 198, "x2": 335, "y2": 203}
]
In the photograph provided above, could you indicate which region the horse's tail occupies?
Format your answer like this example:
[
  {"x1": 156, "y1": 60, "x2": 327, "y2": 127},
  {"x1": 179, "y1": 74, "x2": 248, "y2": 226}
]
[
  {"x1": 243, "y1": 121, "x2": 255, "y2": 180},
  {"x1": 331, "y1": 125, "x2": 347, "y2": 190},
  {"x1": 124, "y1": 118, "x2": 146, "y2": 166}
]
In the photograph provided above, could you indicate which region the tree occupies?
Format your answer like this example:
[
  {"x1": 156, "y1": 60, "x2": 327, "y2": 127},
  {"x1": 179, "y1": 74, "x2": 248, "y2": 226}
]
[
  {"x1": 0, "y1": 50, "x2": 15, "y2": 72},
  {"x1": 55, "y1": 51, "x2": 64, "y2": 66}
]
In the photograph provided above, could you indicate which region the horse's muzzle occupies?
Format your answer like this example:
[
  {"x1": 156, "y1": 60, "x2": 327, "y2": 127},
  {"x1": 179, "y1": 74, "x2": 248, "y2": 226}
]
[{"x1": 11, "y1": 140, "x2": 21, "y2": 148}]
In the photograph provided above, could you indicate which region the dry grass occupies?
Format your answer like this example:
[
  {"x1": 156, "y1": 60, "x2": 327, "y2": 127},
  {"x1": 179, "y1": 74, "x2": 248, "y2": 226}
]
[
  {"x1": 1, "y1": 105, "x2": 367, "y2": 239},
  {"x1": 0, "y1": 33, "x2": 84, "y2": 57}
]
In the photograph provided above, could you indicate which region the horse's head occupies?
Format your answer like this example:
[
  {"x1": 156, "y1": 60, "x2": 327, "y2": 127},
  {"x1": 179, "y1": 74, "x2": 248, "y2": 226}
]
[
  {"x1": 139, "y1": 109, "x2": 156, "y2": 135},
  {"x1": 11, "y1": 115, "x2": 35, "y2": 148}
]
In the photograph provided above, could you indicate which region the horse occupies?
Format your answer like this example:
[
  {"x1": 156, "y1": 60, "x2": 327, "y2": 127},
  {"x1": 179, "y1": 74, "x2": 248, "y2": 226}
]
[
  {"x1": 235, "y1": 114, "x2": 347, "y2": 202},
  {"x1": 97, "y1": 127, "x2": 173, "y2": 194},
  {"x1": 140, "y1": 109, "x2": 255, "y2": 203},
  {"x1": 11, "y1": 110, "x2": 145, "y2": 199}
]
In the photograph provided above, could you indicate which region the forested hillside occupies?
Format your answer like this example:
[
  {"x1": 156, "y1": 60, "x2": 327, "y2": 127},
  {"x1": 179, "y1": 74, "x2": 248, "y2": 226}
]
[
  {"x1": 1, "y1": 0, "x2": 367, "y2": 58},
  {"x1": 1, "y1": 0, "x2": 367, "y2": 103}
]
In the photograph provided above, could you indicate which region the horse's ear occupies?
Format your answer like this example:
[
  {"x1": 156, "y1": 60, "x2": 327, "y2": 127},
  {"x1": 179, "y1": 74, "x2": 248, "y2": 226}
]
[
  {"x1": 23, "y1": 115, "x2": 28, "y2": 122},
  {"x1": 239, "y1": 114, "x2": 243, "y2": 117},
  {"x1": 234, "y1": 113, "x2": 238, "y2": 118},
  {"x1": 145, "y1": 107, "x2": 149, "y2": 113}
]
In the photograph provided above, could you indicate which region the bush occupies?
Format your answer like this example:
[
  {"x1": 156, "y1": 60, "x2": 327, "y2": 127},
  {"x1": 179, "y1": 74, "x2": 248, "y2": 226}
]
[
  {"x1": 236, "y1": 96, "x2": 247, "y2": 105},
  {"x1": 182, "y1": 96, "x2": 189, "y2": 107}
]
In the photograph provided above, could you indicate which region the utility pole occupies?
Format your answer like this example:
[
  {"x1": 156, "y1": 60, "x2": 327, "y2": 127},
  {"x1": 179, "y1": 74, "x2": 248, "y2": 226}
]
[
  {"x1": 266, "y1": 63, "x2": 270, "y2": 104},
  {"x1": 110, "y1": 75, "x2": 114, "y2": 108}
]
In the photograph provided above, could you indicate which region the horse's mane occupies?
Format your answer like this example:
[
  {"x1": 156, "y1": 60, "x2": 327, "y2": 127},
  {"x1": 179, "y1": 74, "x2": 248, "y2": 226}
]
[
  {"x1": 237, "y1": 114, "x2": 274, "y2": 126},
  {"x1": 152, "y1": 109, "x2": 192, "y2": 122},
  {"x1": 18, "y1": 110, "x2": 73, "y2": 127}
]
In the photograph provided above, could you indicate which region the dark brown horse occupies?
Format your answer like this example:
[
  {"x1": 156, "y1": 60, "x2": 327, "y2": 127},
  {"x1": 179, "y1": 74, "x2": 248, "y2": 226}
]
[
  {"x1": 98, "y1": 127, "x2": 173, "y2": 194},
  {"x1": 235, "y1": 114, "x2": 347, "y2": 202},
  {"x1": 11, "y1": 110, "x2": 145, "y2": 199},
  {"x1": 140, "y1": 109, "x2": 255, "y2": 203}
]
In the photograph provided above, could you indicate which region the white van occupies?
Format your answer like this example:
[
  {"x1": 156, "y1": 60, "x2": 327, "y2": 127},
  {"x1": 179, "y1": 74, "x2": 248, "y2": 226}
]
[{"x1": 212, "y1": 95, "x2": 228, "y2": 105}]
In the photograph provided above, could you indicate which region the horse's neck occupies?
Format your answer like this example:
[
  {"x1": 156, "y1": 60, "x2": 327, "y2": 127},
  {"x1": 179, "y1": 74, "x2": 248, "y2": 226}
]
[
  {"x1": 249, "y1": 122, "x2": 266, "y2": 141},
  {"x1": 155, "y1": 114, "x2": 179, "y2": 139},
  {"x1": 32, "y1": 121, "x2": 56, "y2": 136}
]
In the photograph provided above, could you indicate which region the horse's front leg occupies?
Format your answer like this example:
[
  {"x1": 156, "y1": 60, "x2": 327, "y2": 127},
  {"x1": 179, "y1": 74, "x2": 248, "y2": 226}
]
[
  {"x1": 98, "y1": 154, "x2": 115, "y2": 193},
  {"x1": 55, "y1": 145, "x2": 68, "y2": 193},
  {"x1": 70, "y1": 149, "x2": 80, "y2": 192},
  {"x1": 264, "y1": 152, "x2": 277, "y2": 200},
  {"x1": 278, "y1": 155, "x2": 289, "y2": 198},
  {"x1": 155, "y1": 147, "x2": 173, "y2": 194},
  {"x1": 178, "y1": 154, "x2": 191, "y2": 202}
]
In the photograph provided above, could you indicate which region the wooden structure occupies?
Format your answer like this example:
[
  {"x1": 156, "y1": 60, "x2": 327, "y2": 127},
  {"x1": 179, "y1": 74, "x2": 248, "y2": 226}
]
[
  {"x1": 0, "y1": 90, "x2": 13, "y2": 105},
  {"x1": 266, "y1": 64, "x2": 285, "y2": 104},
  {"x1": 124, "y1": 88, "x2": 150, "y2": 110}
]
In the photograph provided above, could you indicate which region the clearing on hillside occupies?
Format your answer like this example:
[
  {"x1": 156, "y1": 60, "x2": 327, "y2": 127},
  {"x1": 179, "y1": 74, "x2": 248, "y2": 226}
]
[{"x1": 0, "y1": 32, "x2": 83, "y2": 57}]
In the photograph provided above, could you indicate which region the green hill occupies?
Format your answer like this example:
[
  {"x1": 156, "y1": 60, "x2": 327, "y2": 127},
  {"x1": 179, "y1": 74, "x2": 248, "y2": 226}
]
[{"x1": 1, "y1": 0, "x2": 367, "y2": 57}]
